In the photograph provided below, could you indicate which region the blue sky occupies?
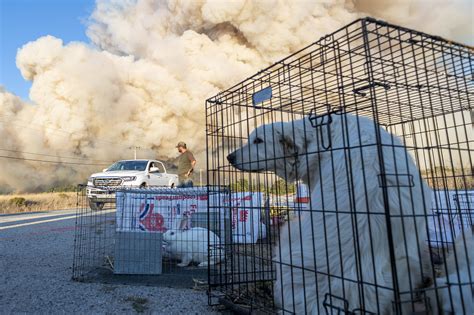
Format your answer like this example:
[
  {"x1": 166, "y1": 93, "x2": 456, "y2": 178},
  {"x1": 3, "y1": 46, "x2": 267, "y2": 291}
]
[{"x1": 0, "y1": 0, "x2": 96, "y2": 100}]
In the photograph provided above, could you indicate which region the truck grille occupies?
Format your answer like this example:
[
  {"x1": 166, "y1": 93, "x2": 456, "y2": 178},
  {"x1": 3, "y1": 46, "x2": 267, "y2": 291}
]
[{"x1": 93, "y1": 177, "x2": 123, "y2": 187}]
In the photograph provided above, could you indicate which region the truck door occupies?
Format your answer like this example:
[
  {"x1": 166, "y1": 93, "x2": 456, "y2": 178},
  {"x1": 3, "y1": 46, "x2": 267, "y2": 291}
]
[{"x1": 149, "y1": 161, "x2": 168, "y2": 186}]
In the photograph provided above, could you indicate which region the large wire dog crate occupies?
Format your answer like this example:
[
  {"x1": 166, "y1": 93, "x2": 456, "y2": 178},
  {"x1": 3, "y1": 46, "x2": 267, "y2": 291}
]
[
  {"x1": 206, "y1": 18, "x2": 472, "y2": 314},
  {"x1": 72, "y1": 186, "x2": 229, "y2": 288}
]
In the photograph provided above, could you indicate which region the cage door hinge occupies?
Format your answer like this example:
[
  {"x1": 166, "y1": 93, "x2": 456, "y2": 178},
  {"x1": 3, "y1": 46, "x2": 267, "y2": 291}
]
[{"x1": 353, "y1": 82, "x2": 390, "y2": 97}]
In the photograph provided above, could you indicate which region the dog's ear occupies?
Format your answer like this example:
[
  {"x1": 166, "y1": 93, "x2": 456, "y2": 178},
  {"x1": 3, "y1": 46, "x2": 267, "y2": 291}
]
[
  {"x1": 275, "y1": 133, "x2": 300, "y2": 181},
  {"x1": 279, "y1": 135, "x2": 297, "y2": 155}
]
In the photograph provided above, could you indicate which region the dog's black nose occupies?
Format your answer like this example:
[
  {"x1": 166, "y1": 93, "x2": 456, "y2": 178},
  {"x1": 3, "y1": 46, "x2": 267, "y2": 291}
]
[{"x1": 227, "y1": 152, "x2": 236, "y2": 164}]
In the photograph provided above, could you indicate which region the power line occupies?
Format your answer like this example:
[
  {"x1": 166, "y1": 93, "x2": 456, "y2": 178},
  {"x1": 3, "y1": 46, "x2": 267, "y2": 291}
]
[
  {"x1": 0, "y1": 155, "x2": 110, "y2": 166},
  {"x1": 0, "y1": 117, "x2": 148, "y2": 149},
  {"x1": 0, "y1": 118, "x2": 128, "y2": 148},
  {"x1": 0, "y1": 148, "x2": 114, "y2": 163}
]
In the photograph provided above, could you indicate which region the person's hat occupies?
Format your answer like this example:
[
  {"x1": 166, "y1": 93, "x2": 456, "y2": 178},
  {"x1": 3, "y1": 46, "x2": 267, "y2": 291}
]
[{"x1": 176, "y1": 141, "x2": 187, "y2": 148}]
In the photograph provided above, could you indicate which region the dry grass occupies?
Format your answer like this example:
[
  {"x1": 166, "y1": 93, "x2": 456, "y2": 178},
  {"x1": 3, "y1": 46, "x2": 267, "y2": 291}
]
[
  {"x1": 421, "y1": 168, "x2": 473, "y2": 190},
  {"x1": 0, "y1": 192, "x2": 77, "y2": 214}
]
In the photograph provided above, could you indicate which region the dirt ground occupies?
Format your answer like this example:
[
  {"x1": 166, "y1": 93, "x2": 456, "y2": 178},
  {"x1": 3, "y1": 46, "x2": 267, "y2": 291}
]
[{"x1": 0, "y1": 209, "x2": 219, "y2": 314}]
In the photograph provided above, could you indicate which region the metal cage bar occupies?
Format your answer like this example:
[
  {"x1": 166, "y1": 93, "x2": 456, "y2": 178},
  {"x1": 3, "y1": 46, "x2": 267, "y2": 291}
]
[
  {"x1": 72, "y1": 186, "x2": 229, "y2": 289},
  {"x1": 206, "y1": 17, "x2": 473, "y2": 314}
]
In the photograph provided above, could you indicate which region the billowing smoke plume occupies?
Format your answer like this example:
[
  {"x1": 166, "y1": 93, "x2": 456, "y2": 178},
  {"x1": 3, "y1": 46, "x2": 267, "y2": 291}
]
[{"x1": 0, "y1": 0, "x2": 472, "y2": 192}]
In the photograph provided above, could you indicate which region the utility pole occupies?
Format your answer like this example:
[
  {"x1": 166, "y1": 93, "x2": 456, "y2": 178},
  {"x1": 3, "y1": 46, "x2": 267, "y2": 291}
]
[{"x1": 129, "y1": 146, "x2": 141, "y2": 160}]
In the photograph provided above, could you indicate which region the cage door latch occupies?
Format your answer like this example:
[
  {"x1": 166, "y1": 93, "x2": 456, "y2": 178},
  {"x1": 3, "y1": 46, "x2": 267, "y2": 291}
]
[
  {"x1": 377, "y1": 173, "x2": 415, "y2": 187},
  {"x1": 323, "y1": 293, "x2": 377, "y2": 314},
  {"x1": 323, "y1": 293, "x2": 350, "y2": 314},
  {"x1": 309, "y1": 108, "x2": 342, "y2": 150}
]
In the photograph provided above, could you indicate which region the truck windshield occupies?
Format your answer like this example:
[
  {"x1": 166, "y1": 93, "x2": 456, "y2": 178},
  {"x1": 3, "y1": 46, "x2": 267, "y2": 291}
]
[{"x1": 107, "y1": 161, "x2": 148, "y2": 171}]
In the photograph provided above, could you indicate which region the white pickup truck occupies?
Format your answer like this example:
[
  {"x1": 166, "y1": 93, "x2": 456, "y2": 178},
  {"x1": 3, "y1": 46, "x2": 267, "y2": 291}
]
[{"x1": 87, "y1": 159, "x2": 178, "y2": 210}]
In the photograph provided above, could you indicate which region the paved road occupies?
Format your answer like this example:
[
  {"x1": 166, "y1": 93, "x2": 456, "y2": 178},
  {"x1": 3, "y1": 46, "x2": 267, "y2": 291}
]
[{"x1": 0, "y1": 210, "x2": 218, "y2": 314}]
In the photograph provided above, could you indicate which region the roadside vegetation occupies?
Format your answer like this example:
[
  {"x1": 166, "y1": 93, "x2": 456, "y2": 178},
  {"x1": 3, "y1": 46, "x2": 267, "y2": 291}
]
[
  {"x1": 0, "y1": 191, "x2": 77, "y2": 214},
  {"x1": 229, "y1": 178, "x2": 297, "y2": 195}
]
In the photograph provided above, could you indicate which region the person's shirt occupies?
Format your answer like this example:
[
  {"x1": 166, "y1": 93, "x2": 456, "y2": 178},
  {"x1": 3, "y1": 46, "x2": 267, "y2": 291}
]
[{"x1": 177, "y1": 150, "x2": 196, "y2": 178}]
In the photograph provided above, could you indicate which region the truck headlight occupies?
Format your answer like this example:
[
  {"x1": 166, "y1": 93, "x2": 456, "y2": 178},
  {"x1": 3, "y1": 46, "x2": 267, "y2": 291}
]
[{"x1": 122, "y1": 176, "x2": 137, "y2": 182}]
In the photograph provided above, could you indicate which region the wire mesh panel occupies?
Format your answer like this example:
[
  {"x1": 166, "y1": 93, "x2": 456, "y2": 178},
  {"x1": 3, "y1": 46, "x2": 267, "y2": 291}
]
[
  {"x1": 72, "y1": 186, "x2": 229, "y2": 288},
  {"x1": 72, "y1": 185, "x2": 116, "y2": 280},
  {"x1": 206, "y1": 18, "x2": 473, "y2": 314}
]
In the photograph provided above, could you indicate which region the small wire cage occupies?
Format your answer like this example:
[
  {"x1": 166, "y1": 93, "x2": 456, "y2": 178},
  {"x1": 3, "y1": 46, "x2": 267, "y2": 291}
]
[
  {"x1": 206, "y1": 18, "x2": 473, "y2": 314},
  {"x1": 72, "y1": 185, "x2": 229, "y2": 288}
]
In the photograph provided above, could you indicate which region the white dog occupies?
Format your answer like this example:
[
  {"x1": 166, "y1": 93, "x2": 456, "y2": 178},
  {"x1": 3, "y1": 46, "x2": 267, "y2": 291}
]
[{"x1": 227, "y1": 113, "x2": 433, "y2": 314}]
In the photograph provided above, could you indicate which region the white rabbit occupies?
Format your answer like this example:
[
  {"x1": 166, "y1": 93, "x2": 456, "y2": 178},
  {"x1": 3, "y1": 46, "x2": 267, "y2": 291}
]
[{"x1": 163, "y1": 226, "x2": 223, "y2": 267}]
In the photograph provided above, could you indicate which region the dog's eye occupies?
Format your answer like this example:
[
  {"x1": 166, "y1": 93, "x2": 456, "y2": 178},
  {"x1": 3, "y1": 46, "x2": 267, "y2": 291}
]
[
  {"x1": 170, "y1": 232, "x2": 175, "y2": 236},
  {"x1": 253, "y1": 137, "x2": 264, "y2": 144}
]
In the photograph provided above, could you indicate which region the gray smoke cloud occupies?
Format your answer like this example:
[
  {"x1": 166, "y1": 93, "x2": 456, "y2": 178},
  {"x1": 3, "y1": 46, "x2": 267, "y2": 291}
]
[{"x1": 0, "y1": 0, "x2": 472, "y2": 192}]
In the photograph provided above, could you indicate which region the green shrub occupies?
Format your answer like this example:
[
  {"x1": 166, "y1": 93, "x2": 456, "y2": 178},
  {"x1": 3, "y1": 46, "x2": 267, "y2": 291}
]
[
  {"x1": 230, "y1": 179, "x2": 250, "y2": 192},
  {"x1": 269, "y1": 179, "x2": 296, "y2": 195}
]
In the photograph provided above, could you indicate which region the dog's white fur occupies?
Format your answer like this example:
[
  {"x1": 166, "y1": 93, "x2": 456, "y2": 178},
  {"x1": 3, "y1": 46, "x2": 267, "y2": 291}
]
[
  {"x1": 228, "y1": 113, "x2": 434, "y2": 314},
  {"x1": 428, "y1": 231, "x2": 473, "y2": 314}
]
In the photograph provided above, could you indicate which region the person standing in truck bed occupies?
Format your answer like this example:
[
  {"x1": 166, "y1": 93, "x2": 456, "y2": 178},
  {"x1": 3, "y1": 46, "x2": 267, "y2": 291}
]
[{"x1": 176, "y1": 141, "x2": 196, "y2": 188}]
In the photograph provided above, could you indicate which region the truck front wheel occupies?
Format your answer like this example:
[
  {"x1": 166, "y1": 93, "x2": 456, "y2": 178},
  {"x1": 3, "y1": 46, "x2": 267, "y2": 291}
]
[{"x1": 89, "y1": 199, "x2": 105, "y2": 211}]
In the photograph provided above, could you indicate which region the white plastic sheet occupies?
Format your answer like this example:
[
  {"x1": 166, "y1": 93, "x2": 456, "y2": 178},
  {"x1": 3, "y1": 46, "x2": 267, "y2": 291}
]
[
  {"x1": 116, "y1": 189, "x2": 267, "y2": 244},
  {"x1": 227, "y1": 192, "x2": 264, "y2": 244},
  {"x1": 427, "y1": 190, "x2": 472, "y2": 248},
  {"x1": 116, "y1": 189, "x2": 212, "y2": 232}
]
